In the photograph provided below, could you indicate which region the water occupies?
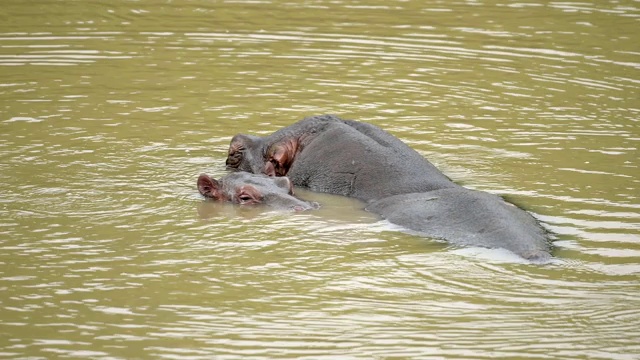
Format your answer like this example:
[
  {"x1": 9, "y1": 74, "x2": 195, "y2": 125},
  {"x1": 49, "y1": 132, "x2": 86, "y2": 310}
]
[{"x1": 1, "y1": 0, "x2": 639, "y2": 358}]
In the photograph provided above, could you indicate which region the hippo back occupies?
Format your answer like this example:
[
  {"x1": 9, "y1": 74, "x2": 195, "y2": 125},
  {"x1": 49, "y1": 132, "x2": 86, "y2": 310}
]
[
  {"x1": 366, "y1": 187, "x2": 551, "y2": 261},
  {"x1": 287, "y1": 117, "x2": 456, "y2": 202}
]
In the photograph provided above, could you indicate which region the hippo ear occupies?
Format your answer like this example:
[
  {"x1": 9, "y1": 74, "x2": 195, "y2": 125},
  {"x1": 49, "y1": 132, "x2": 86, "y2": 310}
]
[
  {"x1": 197, "y1": 174, "x2": 223, "y2": 200},
  {"x1": 268, "y1": 140, "x2": 297, "y2": 176},
  {"x1": 273, "y1": 176, "x2": 294, "y2": 195},
  {"x1": 270, "y1": 146, "x2": 288, "y2": 170}
]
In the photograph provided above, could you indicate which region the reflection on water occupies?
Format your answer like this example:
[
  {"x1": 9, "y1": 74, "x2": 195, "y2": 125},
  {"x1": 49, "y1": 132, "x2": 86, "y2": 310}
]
[{"x1": 1, "y1": 0, "x2": 639, "y2": 358}]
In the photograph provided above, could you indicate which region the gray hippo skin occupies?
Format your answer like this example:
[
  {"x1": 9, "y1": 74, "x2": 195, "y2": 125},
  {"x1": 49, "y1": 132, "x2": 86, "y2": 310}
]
[
  {"x1": 227, "y1": 115, "x2": 456, "y2": 202},
  {"x1": 366, "y1": 190, "x2": 550, "y2": 261},
  {"x1": 197, "y1": 172, "x2": 317, "y2": 211},
  {"x1": 225, "y1": 115, "x2": 552, "y2": 260}
]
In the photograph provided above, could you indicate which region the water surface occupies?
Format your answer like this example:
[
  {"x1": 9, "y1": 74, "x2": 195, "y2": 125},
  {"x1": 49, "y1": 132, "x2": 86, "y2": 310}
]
[{"x1": 1, "y1": 0, "x2": 639, "y2": 358}]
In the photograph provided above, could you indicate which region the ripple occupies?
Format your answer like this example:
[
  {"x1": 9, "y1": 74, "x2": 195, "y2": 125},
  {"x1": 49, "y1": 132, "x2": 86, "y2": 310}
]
[
  {"x1": 1, "y1": 0, "x2": 639, "y2": 358},
  {"x1": 0, "y1": 33, "x2": 132, "y2": 66}
]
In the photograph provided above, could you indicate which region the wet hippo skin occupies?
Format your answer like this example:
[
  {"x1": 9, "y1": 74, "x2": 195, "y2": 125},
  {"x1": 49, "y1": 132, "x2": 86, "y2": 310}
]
[
  {"x1": 225, "y1": 115, "x2": 552, "y2": 261},
  {"x1": 227, "y1": 115, "x2": 455, "y2": 201},
  {"x1": 197, "y1": 172, "x2": 318, "y2": 211},
  {"x1": 366, "y1": 189, "x2": 550, "y2": 261}
]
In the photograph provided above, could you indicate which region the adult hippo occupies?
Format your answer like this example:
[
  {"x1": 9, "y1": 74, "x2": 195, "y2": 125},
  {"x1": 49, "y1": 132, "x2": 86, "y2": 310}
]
[
  {"x1": 225, "y1": 115, "x2": 552, "y2": 261},
  {"x1": 226, "y1": 115, "x2": 455, "y2": 202},
  {"x1": 197, "y1": 172, "x2": 317, "y2": 211}
]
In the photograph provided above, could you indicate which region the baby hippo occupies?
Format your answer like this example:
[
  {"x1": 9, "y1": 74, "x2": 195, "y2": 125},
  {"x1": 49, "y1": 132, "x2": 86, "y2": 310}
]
[{"x1": 197, "y1": 172, "x2": 318, "y2": 211}]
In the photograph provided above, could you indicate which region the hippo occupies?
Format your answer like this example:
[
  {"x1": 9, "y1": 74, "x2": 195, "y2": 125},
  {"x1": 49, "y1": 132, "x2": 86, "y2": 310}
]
[
  {"x1": 366, "y1": 190, "x2": 549, "y2": 260},
  {"x1": 224, "y1": 115, "x2": 552, "y2": 261},
  {"x1": 197, "y1": 172, "x2": 318, "y2": 211},
  {"x1": 226, "y1": 115, "x2": 455, "y2": 202}
]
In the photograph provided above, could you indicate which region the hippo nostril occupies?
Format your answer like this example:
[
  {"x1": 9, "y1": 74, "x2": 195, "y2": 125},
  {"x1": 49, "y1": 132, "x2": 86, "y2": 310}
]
[{"x1": 293, "y1": 202, "x2": 319, "y2": 211}]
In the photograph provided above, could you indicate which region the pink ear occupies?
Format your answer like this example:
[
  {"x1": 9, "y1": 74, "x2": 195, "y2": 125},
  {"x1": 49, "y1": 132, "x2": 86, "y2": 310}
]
[
  {"x1": 197, "y1": 174, "x2": 223, "y2": 200},
  {"x1": 270, "y1": 146, "x2": 288, "y2": 174},
  {"x1": 266, "y1": 141, "x2": 296, "y2": 176}
]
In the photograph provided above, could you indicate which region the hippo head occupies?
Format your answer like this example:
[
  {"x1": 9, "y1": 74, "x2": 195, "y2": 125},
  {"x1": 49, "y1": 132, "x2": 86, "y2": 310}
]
[
  {"x1": 197, "y1": 172, "x2": 317, "y2": 211},
  {"x1": 225, "y1": 134, "x2": 268, "y2": 174},
  {"x1": 226, "y1": 133, "x2": 300, "y2": 177}
]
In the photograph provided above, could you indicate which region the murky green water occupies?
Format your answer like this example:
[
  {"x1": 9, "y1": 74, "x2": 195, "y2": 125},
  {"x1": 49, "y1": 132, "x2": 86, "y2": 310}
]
[{"x1": 1, "y1": 0, "x2": 639, "y2": 358}]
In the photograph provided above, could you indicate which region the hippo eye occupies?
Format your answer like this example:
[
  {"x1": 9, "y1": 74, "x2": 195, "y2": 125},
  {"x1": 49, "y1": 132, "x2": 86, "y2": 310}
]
[
  {"x1": 238, "y1": 193, "x2": 259, "y2": 204},
  {"x1": 236, "y1": 185, "x2": 261, "y2": 205}
]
